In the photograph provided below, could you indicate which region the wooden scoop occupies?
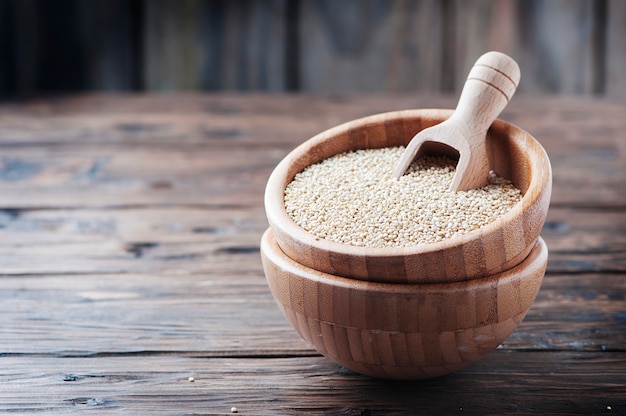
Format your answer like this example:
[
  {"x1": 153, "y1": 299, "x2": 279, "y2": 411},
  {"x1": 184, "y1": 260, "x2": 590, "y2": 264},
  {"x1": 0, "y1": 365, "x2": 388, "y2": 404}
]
[{"x1": 392, "y1": 51, "x2": 521, "y2": 191}]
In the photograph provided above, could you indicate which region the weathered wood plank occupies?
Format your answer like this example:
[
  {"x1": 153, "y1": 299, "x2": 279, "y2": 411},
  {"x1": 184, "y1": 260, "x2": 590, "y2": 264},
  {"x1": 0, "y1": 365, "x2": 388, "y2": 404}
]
[
  {"x1": 0, "y1": 268, "x2": 624, "y2": 355},
  {"x1": 0, "y1": 95, "x2": 624, "y2": 208},
  {"x1": 1, "y1": 352, "x2": 625, "y2": 415},
  {"x1": 0, "y1": 272, "x2": 309, "y2": 355},
  {"x1": 144, "y1": 0, "x2": 205, "y2": 90},
  {"x1": 0, "y1": 93, "x2": 622, "y2": 414},
  {"x1": 543, "y1": 210, "x2": 626, "y2": 253},
  {"x1": 299, "y1": 0, "x2": 444, "y2": 93},
  {"x1": 515, "y1": 0, "x2": 599, "y2": 94},
  {"x1": 507, "y1": 272, "x2": 626, "y2": 351},
  {"x1": 0, "y1": 204, "x2": 622, "y2": 276},
  {"x1": 4, "y1": 0, "x2": 138, "y2": 96},
  {"x1": 0, "y1": 145, "x2": 620, "y2": 208},
  {"x1": 1, "y1": 1, "x2": 625, "y2": 98},
  {"x1": 76, "y1": 0, "x2": 139, "y2": 91},
  {"x1": 450, "y1": 0, "x2": 518, "y2": 91},
  {"x1": 144, "y1": 0, "x2": 287, "y2": 91},
  {"x1": 606, "y1": 0, "x2": 626, "y2": 101},
  {"x1": 1, "y1": 94, "x2": 624, "y2": 146},
  {"x1": 295, "y1": 0, "x2": 616, "y2": 96}
]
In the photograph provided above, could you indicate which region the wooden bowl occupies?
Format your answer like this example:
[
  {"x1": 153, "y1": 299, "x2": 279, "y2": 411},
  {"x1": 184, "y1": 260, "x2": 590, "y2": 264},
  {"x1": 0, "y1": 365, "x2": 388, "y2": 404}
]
[
  {"x1": 261, "y1": 228, "x2": 547, "y2": 380},
  {"x1": 265, "y1": 109, "x2": 552, "y2": 284}
]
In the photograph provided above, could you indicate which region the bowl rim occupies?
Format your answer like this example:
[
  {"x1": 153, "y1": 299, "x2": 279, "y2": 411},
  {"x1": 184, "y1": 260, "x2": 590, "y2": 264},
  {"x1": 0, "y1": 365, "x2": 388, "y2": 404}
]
[
  {"x1": 265, "y1": 108, "x2": 552, "y2": 258},
  {"x1": 261, "y1": 227, "x2": 548, "y2": 293}
]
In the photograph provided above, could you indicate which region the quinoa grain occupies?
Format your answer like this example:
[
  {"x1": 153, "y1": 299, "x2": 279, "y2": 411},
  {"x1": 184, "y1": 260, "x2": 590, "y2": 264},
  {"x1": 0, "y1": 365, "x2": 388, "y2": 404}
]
[{"x1": 284, "y1": 147, "x2": 521, "y2": 247}]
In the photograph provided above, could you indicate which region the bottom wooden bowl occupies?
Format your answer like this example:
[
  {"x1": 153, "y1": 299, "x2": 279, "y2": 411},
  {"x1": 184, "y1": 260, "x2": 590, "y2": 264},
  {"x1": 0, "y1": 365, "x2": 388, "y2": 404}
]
[{"x1": 261, "y1": 229, "x2": 547, "y2": 380}]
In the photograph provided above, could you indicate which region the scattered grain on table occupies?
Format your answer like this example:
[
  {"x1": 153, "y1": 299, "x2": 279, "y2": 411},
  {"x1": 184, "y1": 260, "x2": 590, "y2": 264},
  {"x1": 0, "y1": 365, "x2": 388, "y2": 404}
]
[{"x1": 284, "y1": 147, "x2": 522, "y2": 247}]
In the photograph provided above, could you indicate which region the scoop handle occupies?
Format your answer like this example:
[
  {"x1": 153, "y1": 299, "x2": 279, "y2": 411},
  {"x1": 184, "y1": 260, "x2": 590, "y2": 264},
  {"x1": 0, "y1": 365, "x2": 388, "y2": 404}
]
[{"x1": 450, "y1": 51, "x2": 520, "y2": 137}]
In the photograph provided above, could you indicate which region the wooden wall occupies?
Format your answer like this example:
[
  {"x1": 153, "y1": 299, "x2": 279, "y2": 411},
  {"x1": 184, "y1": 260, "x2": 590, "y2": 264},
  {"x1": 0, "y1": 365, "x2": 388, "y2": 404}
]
[{"x1": 0, "y1": 0, "x2": 624, "y2": 99}]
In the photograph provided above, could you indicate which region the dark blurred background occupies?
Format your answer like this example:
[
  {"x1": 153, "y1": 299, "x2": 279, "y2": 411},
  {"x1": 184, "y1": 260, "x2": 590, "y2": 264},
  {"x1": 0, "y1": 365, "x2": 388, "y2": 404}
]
[{"x1": 0, "y1": 0, "x2": 623, "y2": 99}]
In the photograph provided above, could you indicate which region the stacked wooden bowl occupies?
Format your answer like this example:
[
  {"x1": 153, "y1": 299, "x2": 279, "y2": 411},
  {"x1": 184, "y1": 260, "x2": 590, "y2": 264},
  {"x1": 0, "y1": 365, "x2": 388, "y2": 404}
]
[{"x1": 261, "y1": 109, "x2": 552, "y2": 379}]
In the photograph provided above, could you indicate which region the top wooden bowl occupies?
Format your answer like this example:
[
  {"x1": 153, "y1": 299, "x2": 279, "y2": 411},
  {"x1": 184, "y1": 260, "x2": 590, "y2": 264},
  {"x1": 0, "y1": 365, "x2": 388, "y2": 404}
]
[{"x1": 265, "y1": 109, "x2": 552, "y2": 284}]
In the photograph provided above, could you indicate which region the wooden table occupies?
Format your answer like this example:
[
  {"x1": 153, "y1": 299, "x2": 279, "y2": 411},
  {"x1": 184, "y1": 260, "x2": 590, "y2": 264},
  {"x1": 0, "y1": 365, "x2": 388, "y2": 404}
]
[{"x1": 1, "y1": 94, "x2": 624, "y2": 415}]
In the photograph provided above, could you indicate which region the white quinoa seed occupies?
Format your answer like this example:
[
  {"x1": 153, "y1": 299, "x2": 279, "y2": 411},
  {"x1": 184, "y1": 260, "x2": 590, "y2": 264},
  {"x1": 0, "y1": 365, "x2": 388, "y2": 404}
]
[{"x1": 284, "y1": 147, "x2": 522, "y2": 248}]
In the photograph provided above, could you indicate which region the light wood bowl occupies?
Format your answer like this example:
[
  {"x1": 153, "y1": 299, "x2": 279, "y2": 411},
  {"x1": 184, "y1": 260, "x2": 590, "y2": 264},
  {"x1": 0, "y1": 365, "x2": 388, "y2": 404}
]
[
  {"x1": 265, "y1": 109, "x2": 552, "y2": 284},
  {"x1": 261, "y1": 228, "x2": 547, "y2": 380}
]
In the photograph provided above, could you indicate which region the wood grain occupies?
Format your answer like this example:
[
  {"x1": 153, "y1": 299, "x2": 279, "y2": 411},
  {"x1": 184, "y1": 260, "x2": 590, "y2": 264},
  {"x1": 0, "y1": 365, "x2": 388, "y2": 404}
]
[
  {"x1": 2, "y1": 1, "x2": 625, "y2": 99},
  {"x1": 0, "y1": 94, "x2": 624, "y2": 412},
  {"x1": 144, "y1": 0, "x2": 287, "y2": 91},
  {"x1": 1, "y1": 352, "x2": 624, "y2": 415},
  {"x1": 606, "y1": 0, "x2": 626, "y2": 100},
  {"x1": 262, "y1": 229, "x2": 547, "y2": 379}
]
